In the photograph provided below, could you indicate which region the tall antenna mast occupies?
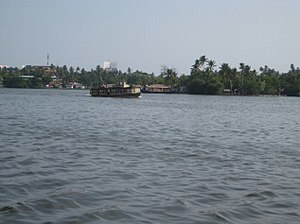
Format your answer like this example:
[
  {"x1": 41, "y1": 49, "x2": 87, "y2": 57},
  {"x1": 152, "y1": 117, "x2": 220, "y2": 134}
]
[{"x1": 47, "y1": 54, "x2": 50, "y2": 66}]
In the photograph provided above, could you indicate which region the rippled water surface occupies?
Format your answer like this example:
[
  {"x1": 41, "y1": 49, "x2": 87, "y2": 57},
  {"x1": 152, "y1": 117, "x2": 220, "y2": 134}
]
[{"x1": 0, "y1": 88, "x2": 300, "y2": 223}]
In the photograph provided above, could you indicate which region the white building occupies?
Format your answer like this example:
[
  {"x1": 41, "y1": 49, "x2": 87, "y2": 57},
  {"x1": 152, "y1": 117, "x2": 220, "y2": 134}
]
[{"x1": 103, "y1": 61, "x2": 117, "y2": 72}]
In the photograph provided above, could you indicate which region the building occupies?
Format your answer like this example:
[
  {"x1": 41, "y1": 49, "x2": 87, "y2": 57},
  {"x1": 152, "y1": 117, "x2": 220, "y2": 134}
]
[
  {"x1": 22, "y1": 65, "x2": 57, "y2": 79},
  {"x1": 103, "y1": 61, "x2": 117, "y2": 72},
  {"x1": 65, "y1": 82, "x2": 86, "y2": 89}
]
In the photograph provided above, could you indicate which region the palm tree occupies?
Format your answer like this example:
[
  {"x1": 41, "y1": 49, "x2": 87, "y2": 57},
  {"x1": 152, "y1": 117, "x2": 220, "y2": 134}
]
[
  {"x1": 199, "y1": 55, "x2": 207, "y2": 70},
  {"x1": 127, "y1": 67, "x2": 132, "y2": 75},
  {"x1": 239, "y1": 63, "x2": 245, "y2": 95},
  {"x1": 161, "y1": 66, "x2": 178, "y2": 88},
  {"x1": 219, "y1": 63, "x2": 234, "y2": 94},
  {"x1": 69, "y1": 66, "x2": 75, "y2": 82},
  {"x1": 239, "y1": 63, "x2": 245, "y2": 71},
  {"x1": 207, "y1": 60, "x2": 216, "y2": 75},
  {"x1": 191, "y1": 59, "x2": 200, "y2": 75},
  {"x1": 61, "y1": 65, "x2": 69, "y2": 86},
  {"x1": 244, "y1": 65, "x2": 251, "y2": 76}
]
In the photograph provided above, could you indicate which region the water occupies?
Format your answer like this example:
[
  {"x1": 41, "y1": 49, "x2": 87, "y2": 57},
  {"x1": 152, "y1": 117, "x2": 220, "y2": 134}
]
[{"x1": 0, "y1": 88, "x2": 299, "y2": 224}]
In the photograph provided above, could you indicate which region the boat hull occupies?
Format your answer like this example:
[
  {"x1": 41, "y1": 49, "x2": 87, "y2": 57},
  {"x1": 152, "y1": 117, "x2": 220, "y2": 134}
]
[
  {"x1": 90, "y1": 92, "x2": 141, "y2": 98},
  {"x1": 90, "y1": 86, "x2": 141, "y2": 98}
]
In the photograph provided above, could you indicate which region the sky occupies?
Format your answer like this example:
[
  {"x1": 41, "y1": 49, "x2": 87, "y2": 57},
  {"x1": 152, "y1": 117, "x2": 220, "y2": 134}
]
[{"x1": 0, "y1": 0, "x2": 300, "y2": 75}]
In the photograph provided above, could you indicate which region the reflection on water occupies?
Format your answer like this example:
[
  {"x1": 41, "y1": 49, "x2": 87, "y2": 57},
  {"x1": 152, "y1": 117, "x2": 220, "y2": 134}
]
[{"x1": 0, "y1": 88, "x2": 300, "y2": 223}]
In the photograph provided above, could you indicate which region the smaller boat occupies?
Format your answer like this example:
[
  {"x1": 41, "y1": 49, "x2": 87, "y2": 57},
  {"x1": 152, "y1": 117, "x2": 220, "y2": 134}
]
[
  {"x1": 141, "y1": 84, "x2": 176, "y2": 93},
  {"x1": 90, "y1": 82, "x2": 141, "y2": 98}
]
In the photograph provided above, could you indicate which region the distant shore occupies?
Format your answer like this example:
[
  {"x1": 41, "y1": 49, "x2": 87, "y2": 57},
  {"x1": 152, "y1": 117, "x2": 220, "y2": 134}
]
[{"x1": 1, "y1": 56, "x2": 299, "y2": 96}]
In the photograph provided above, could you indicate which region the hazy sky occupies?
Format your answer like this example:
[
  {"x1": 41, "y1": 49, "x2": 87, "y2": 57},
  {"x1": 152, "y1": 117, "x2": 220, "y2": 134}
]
[{"x1": 1, "y1": 0, "x2": 299, "y2": 74}]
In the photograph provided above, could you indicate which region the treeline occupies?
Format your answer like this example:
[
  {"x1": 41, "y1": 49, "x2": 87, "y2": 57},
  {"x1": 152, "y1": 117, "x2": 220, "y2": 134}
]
[
  {"x1": 0, "y1": 65, "x2": 168, "y2": 89},
  {"x1": 56, "y1": 65, "x2": 164, "y2": 87},
  {"x1": 0, "y1": 56, "x2": 300, "y2": 96},
  {"x1": 186, "y1": 56, "x2": 300, "y2": 96}
]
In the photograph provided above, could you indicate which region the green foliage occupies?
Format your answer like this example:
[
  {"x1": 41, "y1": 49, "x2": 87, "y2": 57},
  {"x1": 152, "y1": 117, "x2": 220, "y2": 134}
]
[
  {"x1": 242, "y1": 78, "x2": 260, "y2": 95},
  {"x1": 187, "y1": 57, "x2": 300, "y2": 96},
  {"x1": 1, "y1": 60, "x2": 300, "y2": 96},
  {"x1": 3, "y1": 75, "x2": 28, "y2": 88},
  {"x1": 187, "y1": 75, "x2": 223, "y2": 95},
  {"x1": 160, "y1": 66, "x2": 178, "y2": 88},
  {"x1": 2, "y1": 67, "x2": 53, "y2": 88},
  {"x1": 281, "y1": 66, "x2": 300, "y2": 96}
]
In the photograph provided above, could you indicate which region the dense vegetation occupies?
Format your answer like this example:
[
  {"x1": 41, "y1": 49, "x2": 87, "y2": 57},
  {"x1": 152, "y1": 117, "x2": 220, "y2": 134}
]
[
  {"x1": 187, "y1": 56, "x2": 300, "y2": 96},
  {"x1": 0, "y1": 56, "x2": 300, "y2": 96}
]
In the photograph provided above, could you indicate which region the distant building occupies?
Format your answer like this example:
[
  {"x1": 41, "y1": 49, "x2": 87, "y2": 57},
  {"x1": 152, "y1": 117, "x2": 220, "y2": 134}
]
[
  {"x1": 103, "y1": 61, "x2": 117, "y2": 72},
  {"x1": 66, "y1": 82, "x2": 86, "y2": 89},
  {"x1": 23, "y1": 65, "x2": 51, "y2": 70},
  {"x1": 23, "y1": 65, "x2": 57, "y2": 77}
]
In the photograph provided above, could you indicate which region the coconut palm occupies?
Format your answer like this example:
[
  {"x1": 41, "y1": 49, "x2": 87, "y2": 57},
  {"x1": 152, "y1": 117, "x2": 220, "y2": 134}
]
[
  {"x1": 191, "y1": 59, "x2": 200, "y2": 75},
  {"x1": 199, "y1": 55, "x2": 207, "y2": 70},
  {"x1": 219, "y1": 63, "x2": 234, "y2": 94},
  {"x1": 207, "y1": 60, "x2": 216, "y2": 75},
  {"x1": 161, "y1": 66, "x2": 178, "y2": 88}
]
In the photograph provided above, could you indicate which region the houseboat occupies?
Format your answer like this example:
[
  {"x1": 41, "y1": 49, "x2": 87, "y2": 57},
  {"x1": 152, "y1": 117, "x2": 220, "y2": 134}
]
[
  {"x1": 90, "y1": 82, "x2": 141, "y2": 97},
  {"x1": 141, "y1": 84, "x2": 176, "y2": 93}
]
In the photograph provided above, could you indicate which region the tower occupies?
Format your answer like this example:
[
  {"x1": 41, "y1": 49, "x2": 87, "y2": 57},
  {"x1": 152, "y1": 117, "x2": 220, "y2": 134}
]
[{"x1": 47, "y1": 54, "x2": 50, "y2": 66}]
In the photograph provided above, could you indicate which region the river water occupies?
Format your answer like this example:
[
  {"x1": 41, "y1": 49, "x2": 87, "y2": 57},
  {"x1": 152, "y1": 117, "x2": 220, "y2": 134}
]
[{"x1": 0, "y1": 88, "x2": 299, "y2": 223}]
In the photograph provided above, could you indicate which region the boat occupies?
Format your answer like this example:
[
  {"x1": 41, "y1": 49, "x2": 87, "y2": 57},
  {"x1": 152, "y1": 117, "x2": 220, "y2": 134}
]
[
  {"x1": 90, "y1": 82, "x2": 141, "y2": 97},
  {"x1": 141, "y1": 84, "x2": 176, "y2": 93}
]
